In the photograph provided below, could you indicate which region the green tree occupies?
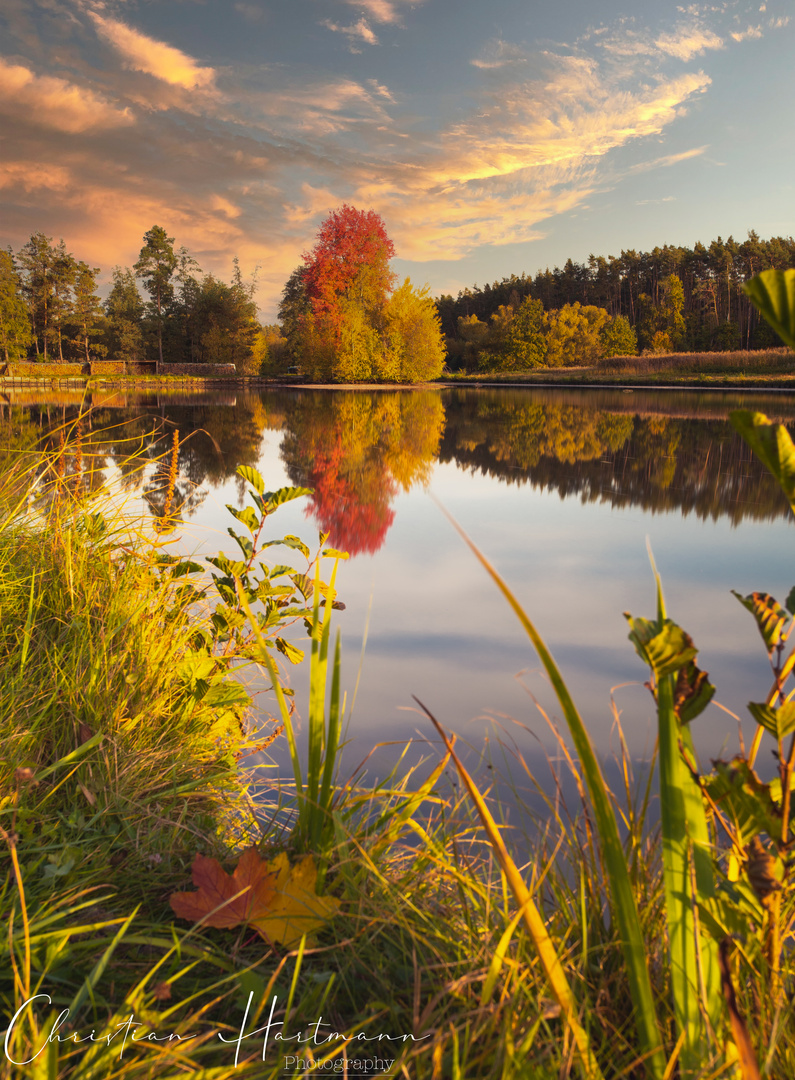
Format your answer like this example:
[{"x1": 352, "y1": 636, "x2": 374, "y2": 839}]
[
  {"x1": 0, "y1": 250, "x2": 32, "y2": 363},
  {"x1": 135, "y1": 225, "x2": 177, "y2": 365},
  {"x1": 70, "y1": 262, "x2": 106, "y2": 362},
  {"x1": 506, "y1": 296, "x2": 547, "y2": 369},
  {"x1": 50, "y1": 240, "x2": 77, "y2": 362},
  {"x1": 600, "y1": 314, "x2": 637, "y2": 358},
  {"x1": 17, "y1": 233, "x2": 56, "y2": 360},
  {"x1": 193, "y1": 268, "x2": 260, "y2": 372},
  {"x1": 545, "y1": 303, "x2": 610, "y2": 367},
  {"x1": 660, "y1": 273, "x2": 686, "y2": 347},
  {"x1": 106, "y1": 267, "x2": 145, "y2": 363}
]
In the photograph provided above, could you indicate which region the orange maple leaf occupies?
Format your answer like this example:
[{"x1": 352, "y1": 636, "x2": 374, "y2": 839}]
[
  {"x1": 169, "y1": 848, "x2": 340, "y2": 948},
  {"x1": 169, "y1": 847, "x2": 277, "y2": 929}
]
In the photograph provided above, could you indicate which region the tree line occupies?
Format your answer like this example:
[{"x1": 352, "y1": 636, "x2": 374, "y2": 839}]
[
  {"x1": 438, "y1": 232, "x2": 795, "y2": 371},
  {"x1": 0, "y1": 227, "x2": 267, "y2": 372}
]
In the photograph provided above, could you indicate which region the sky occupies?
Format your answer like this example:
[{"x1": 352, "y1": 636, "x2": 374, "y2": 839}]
[{"x1": 1, "y1": 0, "x2": 793, "y2": 319}]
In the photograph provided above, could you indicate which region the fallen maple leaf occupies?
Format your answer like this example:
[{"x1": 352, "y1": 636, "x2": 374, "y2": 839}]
[
  {"x1": 169, "y1": 847, "x2": 277, "y2": 930},
  {"x1": 169, "y1": 848, "x2": 339, "y2": 948},
  {"x1": 254, "y1": 852, "x2": 340, "y2": 949}
]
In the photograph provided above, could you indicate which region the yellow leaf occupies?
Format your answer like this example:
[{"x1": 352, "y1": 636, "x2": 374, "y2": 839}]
[{"x1": 253, "y1": 853, "x2": 340, "y2": 948}]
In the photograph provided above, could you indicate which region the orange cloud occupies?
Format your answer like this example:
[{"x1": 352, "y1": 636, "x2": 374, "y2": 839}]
[
  {"x1": 89, "y1": 13, "x2": 216, "y2": 90},
  {"x1": 0, "y1": 59, "x2": 133, "y2": 133},
  {"x1": 654, "y1": 27, "x2": 725, "y2": 60}
]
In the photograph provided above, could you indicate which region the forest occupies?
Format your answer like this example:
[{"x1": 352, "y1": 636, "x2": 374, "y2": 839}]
[
  {"x1": 439, "y1": 232, "x2": 795, "y2": 371},
  {"x1": 1, "y1": 221, "x2": 793, "y2": 379}
]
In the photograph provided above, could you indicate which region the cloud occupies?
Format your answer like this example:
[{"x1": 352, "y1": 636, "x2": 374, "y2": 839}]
[
  {"x1": 340, "y1": 57, "x2": 712, "y2": 260},
  {"x1": 731, "y1": 25, "x2": 763, "y2": 40},
  {"x1": 471, "y1": 39, "x2": 527, "y2": 70},
  {"x1": 321, "y1": 18, "x2": 379, "y2": 49},
  {"x1": 655, "y1": 26, "x2": 725, "y2": 59},
  {"x1": 0, "y1": 58, "x2": 133, "y2": 132},
  {"x1": 339, "y1": 0, "x2": 420, "y2": 25},
  {"x1": 89, "y1": 12, "x2": 216, "y2": 90},
  {"x1": 630, "y1": 145, "x2": 709, "y2": 171}
]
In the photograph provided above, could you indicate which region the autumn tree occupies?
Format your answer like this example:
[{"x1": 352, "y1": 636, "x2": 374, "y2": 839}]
[
  {"x1": 282, "y1": 205, "x2": 444, "y2": 383},
  {"x1": 302, "y1": 204, "x2": 396, "y2": 329},
  {"x1": 0, "y1": 250, "x2": 32, "y2": 363},
  {"x1": 545, "y1": 303, "x2": 610, "y2": 367},
  {"x1": 135, "y1": 225, "x2": 177, "y2": 365}
]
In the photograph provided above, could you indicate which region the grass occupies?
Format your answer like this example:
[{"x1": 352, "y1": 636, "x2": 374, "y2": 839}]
[
  {"x1": 1, "y1": 422, "x2": 794, "y2": 1079},
  {"x1": 438, "y1": 347, "x2": 795, "y2": 387}
]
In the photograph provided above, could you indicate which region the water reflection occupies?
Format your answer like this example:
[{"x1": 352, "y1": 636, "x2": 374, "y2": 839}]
[
  {"x1": 2, "y1": 387, "x2": 794, "y2": 545},
  {"x1": 281, "y1": 392, "x2": 444, "y2": 553}
]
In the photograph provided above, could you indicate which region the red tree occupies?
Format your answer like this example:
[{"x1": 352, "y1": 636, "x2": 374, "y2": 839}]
[{"x1": 302, "y1": 205, "x2": 396, "y2": 334}]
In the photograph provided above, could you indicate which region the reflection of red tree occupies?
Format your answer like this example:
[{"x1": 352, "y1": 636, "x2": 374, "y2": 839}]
[{"x1": 305, "y1": 435, "x2": 396, "y2": 556}]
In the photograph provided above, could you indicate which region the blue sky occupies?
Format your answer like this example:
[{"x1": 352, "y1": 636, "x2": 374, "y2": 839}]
[{"x1": 0, "y1": 0, "x2": 792, "y2": 318}]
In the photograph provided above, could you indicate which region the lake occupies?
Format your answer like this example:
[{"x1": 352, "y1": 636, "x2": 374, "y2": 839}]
[{"x1": 5, "y1": 384, "x2": 795, "y2": 807}]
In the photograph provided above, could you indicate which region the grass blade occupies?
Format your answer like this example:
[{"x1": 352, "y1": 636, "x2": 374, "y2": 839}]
[
  {"x1": 438, "y1": 506, "x2": 666, "y2": 1080},
  {"x1": 419, "y1": 700, "x2": 605, "y2": 1080}
]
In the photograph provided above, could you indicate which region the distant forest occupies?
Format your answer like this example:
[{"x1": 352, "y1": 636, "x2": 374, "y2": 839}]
[
  {"x1": 438, "y1": 232, "x2": 795, "y2": 371},
  {"x1": 2, "y1": 228, "x2": 793, "y2": 373}
]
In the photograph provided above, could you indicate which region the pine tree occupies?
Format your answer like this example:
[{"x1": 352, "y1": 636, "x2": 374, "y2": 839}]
[
  {"x1": 135, "y1": 226, "x2": 177, "y2": 365},
  {"x1": 0, "y1": 250, "x2": 32, "y2": 363}
]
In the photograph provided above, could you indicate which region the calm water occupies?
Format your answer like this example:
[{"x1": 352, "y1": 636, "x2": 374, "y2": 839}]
[{"x1": 6, "y1": 385, "x2": 795, "y2": 800}]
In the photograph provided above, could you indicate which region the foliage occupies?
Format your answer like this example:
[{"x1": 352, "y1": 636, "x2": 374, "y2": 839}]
[
  {"x1": 545, "y1": 302, "x2": 610, "y2": 367},
  {"x1": 378, "y1": 278, "x2": 446, "y2": 382},
  {"x1": 438, "y1": 231, "x2": 795, "y2": 359},
  {"x1": 600, "y1": 313, "x2": 637, "y2": 357},
  {"x1": 302, "y1": 203, "x2": 396, "y2": 329},
  {"x1": 105, "y1": 266, "x2": 146, "y2": 362},
  {"x1": 0, "y1": 249, "x2": 32, "y2": 363},
  {"x1": 170, "y1": 848, "x2": 339, "y2": 947},
  {"x1": 281, "y1": 206, "x2": 445, "y2": 383}
]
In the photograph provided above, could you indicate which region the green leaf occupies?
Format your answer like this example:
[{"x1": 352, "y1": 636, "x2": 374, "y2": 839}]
[
  {"x1": 261, "y1": 536, "x2": 310, "y2": 558},
  {"x1": 275, "y1": 637, "x2": 305, "y2": 664},
  {"x1": 674, "y1": 661, "x2": 715, "y2": 724},
  {"x1": 704, "y1": 757, "x2": 781, "y2": 842},
  {"x1": 747, "y1": 700, "x2": 795, "y2": 740},
  {"x1": 263, "y1": 486, "x2": 313, "y2": 512},
  {"x1": 731, "y1": 590, "x2": 789, "y2": 655},
  {"x1": 236, "y1": 465, "x2": 265, "y2": 494},
  {"x1": 742, "y1": 268, "x2": 795, "y2": 350},
  {"x1": 227, "y1": 528, "x2": 254, "y2": 561},
  {"x1": 625, "y1": 615, "x2": 697, "y2": 678},
  {"x1": 202, "y1": 682, "x2": 251, "y2": 708},
  {"x1": 168, "y1": 560, "x2": 204, "y2": 579},
  {"x1": 226, "y1": 504, "x2": 260, "y2": 535},
  {"x1": 786, "y1": 586, "x2": 795, "y2": 616},
  {"x1": 730, "y1": 411, "x2": 795, "y2": 511}
]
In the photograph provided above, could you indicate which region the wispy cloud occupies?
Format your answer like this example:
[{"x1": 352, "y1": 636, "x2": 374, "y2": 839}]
[
  {"x1": 321, "y1": 18, "x2": 379, "y2": 50},
  {"x1": 89, "y1": 12, "x2": 216, "y2": 90},
  {"x1": 471, "y1": 39, "x2": 527, "y2": 70},
  {"x1": 655, "y1": 26, "x2": 725, "y2": 60},
  {"x1": 0, "y1": 57, "x2": 133, "y2": 132},
  {"x1": 339, "y1": 0, "x2": 422, "y2": 25},
  {"x1": 630, "y1": 146, "x2": 709, "y2": 171}
]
